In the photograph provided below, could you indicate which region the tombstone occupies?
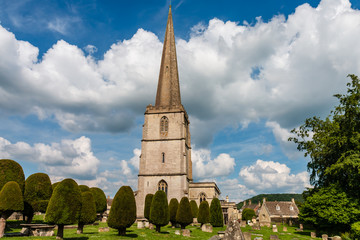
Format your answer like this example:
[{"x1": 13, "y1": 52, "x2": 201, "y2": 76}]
[
  {"x1": 283, "y1": 226, "x2": 287, "y2": 232},
  {"x1": 98, "y1": 227, "x2": 110, "y2": 232},
  {"x1": 182, "y1": 229, "x2": 190, "y2": 237},
  {"x1": 208, "y1": 236, "x2": 221, "y2": 240},
  {"x1": 243, "y1": 232, "x2": 251, "y2": 240},
  {"x1": 202, "y1": 224, "x2": 213, "y2": 233},
  {"x1": 311, "y1": 232, "x2": 316, "y2": 238},
  {"x1": 149, "y1": 223, "x2": 154, "y2": 230},
  {"x1": 240, "y1": 221, "x2": 246, "y2": 227},
  {"x1": 144, "y1": 221, "x2": 149, "y2": 228},
  {"x1": 254, "y1": 237, "x2": 263, "y2": 240},
  {"x1": 252, "y1": 218, "x2": 257, "y2": 224},
  {"x1": 322, "y1": 234, "x2": 328, "y2": 240},
  {"x1": 332, "y1": 236, "x2": 342, "y2": 240},
  {"x1": 137, "y1": 221, "x2": 144, "y2": 229},
  {"x1": 252, "y1": 224, "x2": 260, "y2": 230},
  {"x1": 272, "y1": 225, "x2": 278, "y2": 232},
  {"x1": 175, "y1": 230, "x2": 180, "y2": 235},
  {"x1": 223, "y1": 219, "x2": 245, "y2": 240},
  {"x1": 218, "y1": 231, "x2": 225, "y2": 238},
  {"x1": 299, "y1": 224, "x2": 303, "y2": 230},
  {"x1": 270, "y1": 235, "x2": 280, "y2": 240}
]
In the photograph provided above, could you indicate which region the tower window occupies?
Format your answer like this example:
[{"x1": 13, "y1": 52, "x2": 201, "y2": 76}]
[
  {"x1": 199, "y1": 192, "x2": 206, "y2": 203},
  {"x1": 158, "y1": 180, "x2": 168, "y2": 195},
  {"x1": 160, "y1": 116, "x2": 169, "y2": 136},
  {"x1": 162, "y1": 152, "x2": 165, "y2": 163}
]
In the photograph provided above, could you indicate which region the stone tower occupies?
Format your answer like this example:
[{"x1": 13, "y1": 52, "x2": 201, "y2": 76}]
[{"x1": 136, "y1": 5, "x2": 192, "y2": 218}]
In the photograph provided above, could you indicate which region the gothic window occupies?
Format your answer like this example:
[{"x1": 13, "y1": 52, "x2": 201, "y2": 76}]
[
  {"x1": 199, "y1": 192, "x2": 206, "y2": 203},
  {"x1": 162, "y1": 152, "x2": 165, "y2": 163},
  {"x1": 158, "y1": 180, "x2": 168, "y2": 195},
  {"x1": 160, "y1": 116, "x2": 169, "y2": 136}
]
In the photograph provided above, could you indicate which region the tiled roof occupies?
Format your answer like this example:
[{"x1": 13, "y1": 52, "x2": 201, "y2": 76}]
[{"x1": 264, "y1": 201, "x2": 299, "y2": 217}]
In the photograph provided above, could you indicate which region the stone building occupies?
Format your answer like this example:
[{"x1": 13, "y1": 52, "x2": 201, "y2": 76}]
[
  {"x1": 258, "y1": 198, "x2": 299, "y2": 227},
  {"x1": 240, "y1": 200, "x2": 261, "y2": 216},
  {"x1": 220, "y1": 196, "x2": 239, "y2": 225},
  {"x1": 135, "y1": 6, "x2": 221, "y2": 218}
]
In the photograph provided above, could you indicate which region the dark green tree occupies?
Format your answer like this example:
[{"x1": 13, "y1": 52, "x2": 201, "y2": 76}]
[
  {"x1": 176, "y1": 197, "x2": 193, "y2": 229},
  {"x1": 107, "y1": 186, "x2": 136, "y2": 236},
  {"x1": 149, "y1": 190, "x2": 169, "y2": 232},
  {"x1": 210, "y1": 198, "x2": 223, "y2": 227},
  {"x1": 23, "y1": 173, "x2": 52, "y2": 223},
  {"x1": 242, "y1": 208, "x2": 256, "y2": 221},
  {"x1": 0, "y1": 181, "x2": 24, "y2": 238},
  {"x1": 144, "y1": 194, "x2": 154, "y2": 222},
  {"x1": 52, "y1": 182, "x2": 60, "y2": 190},
  {"x1": 169, "y1": 198, "x2": 179, "y2": 227},
  {"x1": 198, "y1": 201, "x2": 210, "y2": 226},
  {"x1": 190, "y1": 200, "x2": 198, "y2": 218},
  {"x1": 90, "y1": 187, "x2": 107, "y2": 218},
  {"x1": 45, "y1": 178, "x2": 82, "y2": 240},
  {"x1": 79, "y1": 185, "x2": 90, "y2": 192},
  {"x1": 77, "y1": 192, "x2": 97, "y2": 234},
  {"x1": 0, "y1": 159, "x2": 25, "y2": 193}
]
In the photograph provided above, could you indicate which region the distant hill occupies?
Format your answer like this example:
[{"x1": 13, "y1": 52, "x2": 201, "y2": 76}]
[{"x1": 236, "y1": 193, "x2": 303, "y2": 209}]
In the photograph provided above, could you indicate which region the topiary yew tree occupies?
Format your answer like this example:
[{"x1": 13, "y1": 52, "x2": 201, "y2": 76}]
[
  {"x1": 210, "y1": 198, "x2": 223, "y2": 227},
  {"x1": 77, "y1": 192, "x2": 97, "y2": 234},
  {"x1": 242, "y1": 208, "x2": 256, "y2": 221},
  {"x1": 107, "y1": 186, "x2": 136, "y2": 236},
  {"x1": 0, "y1": 159, "x2": 25, "y2": 193},
  {"x1": 0, "y1": 181, "x2": 24, "y2": 238},
  {"x1": 79, "y1": 185, "x2": 90, "y2": 192},
  {"x1": 149, "y1": 190, "x2": 169, "y2": 232},
  {"x1": 45, "y1": 178, "x2": 82, "y2": 240},
  {"x1": 24, "y1": 173, "x2": 52, "y2": 223},
  {"x1": 190, "y1": 200, "x2": 198, "y2": 219},
  {"x1": 169, "y1": 198, "x2": 179, "y2": 227},
  {"x1": 176, "y1": 197, "x2": 193, "y2": 229},
  {"x1": 90, "y1": 187, "x2": 107, "y2": 217},
  {"x1": 198, "y1": 200, "x2": 210, "y2": 226},
  {"x1": 144, "y1": 194, "x2": 154, "y2": 222}
]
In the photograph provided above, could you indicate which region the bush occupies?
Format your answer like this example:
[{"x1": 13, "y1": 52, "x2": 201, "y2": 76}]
[
  {"x1": 351, "y1": 221, "x2": 360, "y2": 238},
  {"x1": 198, "y1": 201, "x2": 210, "y2": 226},
  {"x1": 79, "y1": 185, "x2": 90, "y2": 192},
  {"x1": 190, "y1": 200, "x2": 198, "y2": 218},
  {"x1": 107, "y1": 186, "x2": 136, "y2": 236},
  {"x1": 169, "y1": 198, "x2": 179, "y2": 226},
  {"x1": 90, "y1": 187, "x2": 107, "y2": 214},
  {"x1": 45, "y1": 178, "x2": 82, "y2": 240},
  {"x1": 176, "y1": 197, "x2": 193, "y2": 229},
  {"x1": 210, "y1": 198, "x2": 223, "y2": 227},
  {"x1": 144, "y1": 194, "x2": 154, "y2": 221},
  {"x1": 0, "y1": 159, "x2": 25, "y2": 193},
  {"x1": 242, "y1": 208, "x2": 256, "y2": 221},
  {"x1": 77, "y1": 192, "x2": 97, "y2": 234},
  {"x1": 149, "y1": 190, "x2": 169, "y2": 232}
]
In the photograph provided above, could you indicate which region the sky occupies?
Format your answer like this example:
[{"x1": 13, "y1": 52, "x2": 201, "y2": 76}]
[{"x1": 0, "y1": 0, "x2": 360, "y2": 203}]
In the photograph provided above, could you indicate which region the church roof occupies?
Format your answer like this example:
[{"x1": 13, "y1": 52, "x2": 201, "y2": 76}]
[{"x1": 155, "y1": 5, "x2": 182, "y2": 109}]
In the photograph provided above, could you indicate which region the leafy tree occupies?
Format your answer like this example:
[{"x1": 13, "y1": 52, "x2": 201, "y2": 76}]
[
  {"x1": 169, "y1": 198, "x2": 179, "y2": 227},
  {"x1": 210, "y1": 198, "x2": 223, "y2": 227},
  {"x1": 0, "y1": 159, "x2": 25, "y2": 193},
  {"x1": 23, "y1": 173, "x2": 52, "y2": 223},
  {"x1": 90, "y1": 187, "x2": 107, "y2": 217},
  {"x1": 45, "y1": 178, "x2": 82, "y2": 240},
  {"x1": 0, "y1": 181, "x2": 24, "y2": 238},
  {"x1": 198, "y1": 201, "x2": 210, "y2": 226},
  {"x1": 144, "y1": 194, "x2": 154, "y2": 221},
  {"x1": 242, "y1": 208, "x2": 256, "y2": 221},
  {"x1": 77, "y1": 192, "x2": 97, "y2": 234},
  {"x1": 299, "y1": 186, "x2": 360, "y2": 231},
  {"x1": 176, "y1": 197, "x2": 193, "y2": 229},
  {"x1": 351, "y1": 221, "x2": 360, "y2": 238},
  {"x1": 149, "y1": 190, "x2": 169, "y2": 232},
  {"x1": 107, "y1": 186, "x2": 136, "y2": 236},
  {"x1": 190, "y1": 200, "x2": 198, "y2": 218},
  {"x1": 79, "y1": 185, "x2": 90, "y2": 192}
]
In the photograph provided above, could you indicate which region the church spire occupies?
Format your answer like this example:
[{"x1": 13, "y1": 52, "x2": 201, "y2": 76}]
[{"x1": 155, "y1": 5, "x2": 182, "y2": 108}]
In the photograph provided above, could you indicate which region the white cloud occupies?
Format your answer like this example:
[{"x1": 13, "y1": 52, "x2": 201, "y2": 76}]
[
  {"x1": 217, "y1": 178, "x2": 256, "y2": 203},
  {"x1": 192, "y1": 148, "x2": 235, "y2": 179},
  {"x1": 239, "y1": 159, "x2": 310, "y2": 193}
]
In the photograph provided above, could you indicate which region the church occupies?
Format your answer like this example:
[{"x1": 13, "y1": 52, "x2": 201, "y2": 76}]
[{"x1": 135, "y1": 6, "x2": 221, "y2": 218}]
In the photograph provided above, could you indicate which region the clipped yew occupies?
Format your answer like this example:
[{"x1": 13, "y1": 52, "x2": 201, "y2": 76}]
[
  {"x1": 144, "y1": 193, "x2": 154, "y2": 221},
  {"x1": 107, "y1": 186, "x2": 136, "y2": 236},
  {"x1": 169, "y1": 198, "x2": 179, "y2": 227},
  {"x1": 45, "y1": 178, "x2": 82, "y2": 240},
  {"x1": 190, "y1": 200, "x2": 199, "y2": 218},
  {"x1": 52, "y1": 182, "x2": 59, "y2": 190},
  {"x1": 24, "y1": 173, "x2": 52, "y2": 223},
  {"x1": 210, "y1": 198, "x2": 223, "y2": 227},
  {"x1": 79, "y1": 185, "x2": 90, "y2": 192},
  {"x1": 198, "y1": 200, "x2": 210, "y2": 226},
  {"x1": 0, "y1": 159, "x2": 25, "y2": 193},
  {"x1": 149, "y1": 190, "x2": 169, "y2": 232},
  {"x1": 90, "y1": 187, "x2": 107, "y2": 216},
  {"x1": 0, "y1": 181, "x2": 24, "y2": 238},
  {"x1": 176, "y1": 197, "x2": 193, "y2": 229},
  {"x1": 77, "y1": 192, "x2": 97, "y2": 234}
]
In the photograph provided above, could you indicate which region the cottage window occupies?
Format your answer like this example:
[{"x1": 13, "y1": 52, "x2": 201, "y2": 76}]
[
  {"x1": 199, "y1": 192, "x2": 206, "y2": 203},
  {"x1": 276, "y1": 205, "x2": 280, "y2": 211},
  {"x1": 290, "y1": 205, "x2": 294, "y2": 210},
  {"x1": 160, "y1": 116, "x2": 169, "y2": 136},
  {"x1": 158, "y1": 180, "x2": 168, "y2": 195}
]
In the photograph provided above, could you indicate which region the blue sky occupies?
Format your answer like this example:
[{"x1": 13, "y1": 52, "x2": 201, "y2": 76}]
[{"x1": 1, "y1": 0, "x2": 360, "y2": 202}]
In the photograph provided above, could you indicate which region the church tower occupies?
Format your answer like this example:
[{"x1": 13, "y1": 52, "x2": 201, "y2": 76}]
[{"x1": 136, "y1": 6, "x2": 192, "y2": 218}]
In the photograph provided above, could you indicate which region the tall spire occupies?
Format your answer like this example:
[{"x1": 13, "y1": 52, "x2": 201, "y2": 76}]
[{"x1": 155, "y1": 5, "x2": 182, "y2": 108}]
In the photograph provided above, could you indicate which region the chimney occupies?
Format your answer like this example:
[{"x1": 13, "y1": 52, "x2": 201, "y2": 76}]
[
  {"x1": 226, "y1": 195, "x2": 229, "y2": 202},
  {"x1": 258, "y1": 201, "x2": 261, "y2": 206},
  {"x1": 243, "y1": 200, "x2": 246, "y2": 206},
  {"x1": 249, "y1": 200, "x2": 252, "y2": 205},
  {"x1": 291, "y1": 198, "x2": 295, "y2": 203},
  {"x1": 263, "y1": 197, "x2": 266, "y2": 203}
]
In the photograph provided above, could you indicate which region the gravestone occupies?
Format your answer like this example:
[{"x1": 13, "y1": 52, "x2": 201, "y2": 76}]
[
  {"x1": 243, "y1": 232, "x2": 251, "y2": 240},
  {"x1": 202, "y1": 224, "x2": 213, "y2": 233},
  {"x1": 182, "y1": 229, "x2": 190, "y2": 237},
  {"x1": 145, "y1": 221, "x2": 149, "y2": 228},
  {"x1": 223, "y1": 219, "x2": 245, "y2": 240},
  {"x1": 300, "y1": 224, "x2": 303, "y2": 230},
  {"x1": 322, "y1": 234, "x2": 328, "y2": 240},
  {"x1": 149, "y1": 223, "x2": 154, "y2": 230},
  {"x1": 311, "y1": 232, "x2": 316, "y2": 238},
  {"x1": 272, "y1": 225, "x2": 278, "y2": 232},
  {"x1": 137, "y1": 221, "x2": 144, "y2": 229},
  {"x1": 332, "y1": 236, "x2": 342, "y2": 240},
  {"x1": 270, "y1": 235, "x2": 279, "y2": 240},
  {"x1": 283, "y1": 226, "x2": 287, "y2": 232},
  {"x1": 98, "y1": 227, "x2": 109, "y2": 232},
  {"x1": 175, "y1": 230, "x2": 180, "y2": 235}
]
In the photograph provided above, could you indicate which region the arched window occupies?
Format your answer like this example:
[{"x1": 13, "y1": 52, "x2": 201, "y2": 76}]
[
  {"x1": 160, "y1": 116, "x2": 169, "y2": 136},
  {"x1": 199, "y1": 192, "x2": 206, "y2": 203},
  {"x1": 158, "y1": 180, "x2": 168, "y2": 195}
]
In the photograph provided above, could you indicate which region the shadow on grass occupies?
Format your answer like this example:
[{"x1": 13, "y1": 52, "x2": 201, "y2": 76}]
[{"x1": 64, "y1": 237, "x2": 89, "y2": 240}]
